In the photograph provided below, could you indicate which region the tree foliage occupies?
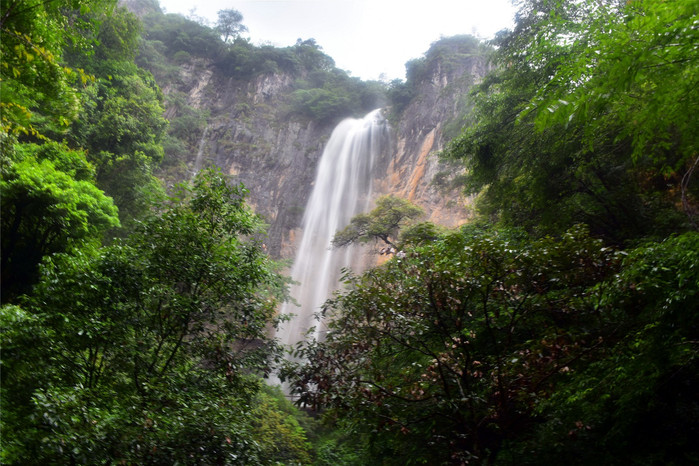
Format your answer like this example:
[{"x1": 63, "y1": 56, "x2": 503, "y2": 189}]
[
  {"x1": 445, "y1": 0, "x2": 697, "y2": 243},
  {"x1": 332, "y1": 195, "x2": 424, "y2": 250},
  {"x1": 1, "y1": 169, "x2": 290, "y2": 463},
  {"x1": 216, "y1": 8, "x2": 248, "y2": 43},
  {"x1": 0, "y1": 143, "x2": 119, "y2": 302},
  {"x1": 525, "y1": 0, "x2": 698, "y2": 173},
  {"x1": 0, "y1": 4, "x2": 331, "y2": 464},
  {"x1": 289, "y1": 225, "x2": 699, "y2": 464},
  {"x1": 0, "y1": 0, "x2": 115, "y2": 138},
  {"x1": 64, "y1": 7, "x2": 168, "y2": 229}
]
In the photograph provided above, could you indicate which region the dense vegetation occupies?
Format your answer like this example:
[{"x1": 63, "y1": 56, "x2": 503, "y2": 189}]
[
  {"x1": 283, "y1": 0, "x2": 699, "y2": 464},
  {"x1": 136, "y1": 7, "x2": 385, "y2": 124},
  {"x1": 2, "y1": 0, "x2": 697, "y2": 464},
  {"x1": 387, "y1": 34, "x2": 490, "y2": 119},
  {"x1": 1, "y1": 1, "x2": 317, "y2": 463}
]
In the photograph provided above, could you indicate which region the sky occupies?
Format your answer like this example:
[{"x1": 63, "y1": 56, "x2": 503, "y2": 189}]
[{"x1": 157, "y1": 0, "x2": 516, "y2": 81}]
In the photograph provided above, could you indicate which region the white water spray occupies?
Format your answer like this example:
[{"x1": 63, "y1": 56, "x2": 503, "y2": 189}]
[
  {"x1": 277, "y1": 109, "x2": 387, "y2": 352},
  {"x1": 192, "y1": 125, "x2": 209, "y2": 178}
]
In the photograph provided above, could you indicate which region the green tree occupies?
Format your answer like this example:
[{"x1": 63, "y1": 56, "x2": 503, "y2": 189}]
[
  {"x1": 498, "y1": 232, "x2": 699, "y2": 465},
  {"x1": 65, "y1": 8, "x2": 168, "y2": 229},
  {"x1": 0, "y1": 143, "x2": 119, "y2": 302},
  {"x1": 252, "y1": 386, "x2": 313, "y2": 465},
  {"x1": 291, "y1": 224, "x2": 699, "y2": 464},
  {"x1": 216, "y1": 8, "x2": 248, "y2": 43},
  {"x1": 445, "y1": 0, "x2": 695, "y2": 243},
  {"x1": 93, "y1": 5, "x2": 142, "y2": 62},
  {"x1": 0, "y1": 0, "x2": 114, "y2": 138},
  {"x1": 525, "y1": 0, "x2": 698, "y2": 174},
  {"x1": 291, "y1": 225, "x2": 624, "y2": 464},
  {"x1": 332, "y1": 195, "x2": 424, "y2": 250},
  {"x1": 1, "y1": 169, "x2": 286, "y2": 463},
  {"x1": 522, "y1": 0, "x2": 699, "y2": 228}
]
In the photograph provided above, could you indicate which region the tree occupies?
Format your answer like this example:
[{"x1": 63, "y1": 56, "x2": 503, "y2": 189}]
[
  {"x1": 290, "y1": 224, "x2": 699, "y2": 464},
  {"x1": 332, "y1": 195, "x2": 424, "y2": 250},
  {"x1": 290, "y1": 225, "x2": 625, "y2": 464},
  {"x1": 0, "y1": 169, "x2": 287, "y2": 463},
  {"x1": 0, "y1": 143, "x2": 119, "y2": 303},
  {"x1": 64, "y1": 8, "x2": 168, "y2": 230},
  {"x1": 216, "y1": 8, "x2": 248, "y2": 43},
  {"x1": 522, "y1": 0, "x2": 699, "y2": 227},
  {"x1": 525, "y1": 0, "x2": 698, "y2": 175},
  {"x1": 498, "y1": 232, "x2": 699, "y2": 465},
  {"x1": 0, "y1": 0, "x2": 114, "y2": 138},
  {"x1": 444, "y1": 0, "x2": 694, "y2": 243}
]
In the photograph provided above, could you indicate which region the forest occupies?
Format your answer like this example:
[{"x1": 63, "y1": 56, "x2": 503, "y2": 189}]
[{"x1": 1, "y1": 0, "x2": 697, "y2": 464}]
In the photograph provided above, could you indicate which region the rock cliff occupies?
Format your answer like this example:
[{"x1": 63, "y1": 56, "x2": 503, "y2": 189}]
[
  {"x1": 153, "y1": 55, "x2": 337, "y2": 257},
  {"x1": 132, "y1": 9, "x2": 489, "y2": 259},
  {"x1": 376, "y1": 50, "x2": 490, "y2": 228}
]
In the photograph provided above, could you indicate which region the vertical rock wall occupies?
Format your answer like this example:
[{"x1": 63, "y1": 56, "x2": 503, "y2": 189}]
[
  {"x1": 161, "y1": 59, "x2": 335, "y2": 257},
  {"x1": 157, "y1": 50, "x2": 489, "y2": 260},
  {"x1": 375, "y1": 56, "x2": 490, "y2": 228}
]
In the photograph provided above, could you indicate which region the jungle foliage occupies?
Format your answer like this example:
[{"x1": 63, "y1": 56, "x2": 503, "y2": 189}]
[
  {"x1": 2, "y1": 0, "x2": 697, "y2": 464},
  {"x1": 0, "y1": 2, "x2": 325, "y2": 463},
  {"x1": 284, "y1": 0, "x2": 699, "y2": 464}
]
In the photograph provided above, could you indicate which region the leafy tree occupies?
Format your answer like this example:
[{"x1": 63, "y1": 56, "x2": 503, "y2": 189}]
[
  {"x1": 290, "y1": 223, "x2": 699, "y2": 464},
  {"x1": 525, "y1": 0, "x2": 698, "y2": 175},
  {"x1": 499, "y1": 232, "x2": 699, "y2": 465},
  {"x1": 0, "y1": 0, "x2": 114, "y2": 138},
  {"x1": 293, "y1": 38, "x2": 336, "y2": 72},
  {"x1": 216, "y1": 8, "x2": 248, "y2": 43},
  {"x1": 140, "y1": 11, "x2": 224, "y2": 62},
  {"x1": 65, "y1": 8, "x2": 168, "y2": 229},
  {"x1": 252, "y1": 386, "x2": 313, "y2": 464},
  {"x1": 445, "y1": 0, "x2": 694, "y2": 243},
  {"x1": 0, "y1": 169, "x2": 287, "y2": 463},
  {"x1": 386, "y1": 78, "x2": 415, "y2": 118},
  {"x1": 290, "y1": 225, "x2": 625, "y2": 464},
  {"x1": 332, "y1": 195, "x2": 424, "y2": 250},
  {"x1": 521, "y1": 0, "x2": 699, "y2": 228},
  {"x1": 287, "y1": 69, "x2": 386, "y2": 122},
  {"x1": 0, "y1": 143, "x2": 119, "y2": 303},
  {"x1": 93, "y1": 5, "x2": 142, "y2": 62}
]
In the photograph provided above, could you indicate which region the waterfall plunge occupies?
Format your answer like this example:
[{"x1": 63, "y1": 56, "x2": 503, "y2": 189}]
[
  {"x1": 277, "y1": 109, "x2": 387, "y2": 351},
  {"x1": 191, "y1": 125, "x2": 209, "y2": 179}
]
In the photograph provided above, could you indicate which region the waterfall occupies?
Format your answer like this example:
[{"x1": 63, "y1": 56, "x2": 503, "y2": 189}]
[
  {"x1": 192, "y1": 125, "x2": 209, "y2": 178},
  {"x1": 277, "y1": 109, "x2": 387, "y2": 352}
]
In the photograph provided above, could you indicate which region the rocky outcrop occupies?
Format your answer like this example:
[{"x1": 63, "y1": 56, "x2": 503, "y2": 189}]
[{"x1": 375, "y1": 55, "x2": 490, "y2": 228}]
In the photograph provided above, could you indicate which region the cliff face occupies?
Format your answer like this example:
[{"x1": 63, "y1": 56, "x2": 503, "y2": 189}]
[
  {"x1": 159, "y1": 58, "x2": 335, "y2": 257},
  {"x1": 150, "y1": 37, "x2": 488, "y2": 259},
  {"x1": 376, "y1": 56, "x2": 490, "y2": 228}
]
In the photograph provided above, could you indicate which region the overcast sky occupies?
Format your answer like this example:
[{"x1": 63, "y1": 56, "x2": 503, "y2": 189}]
[{"x1": 157, "y1": 0, "x2": 516, "y2": 81}]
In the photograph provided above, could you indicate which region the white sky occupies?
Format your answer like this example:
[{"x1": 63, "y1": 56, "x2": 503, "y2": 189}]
[{"x1": 157, "y1": 0, "x2": 515, "y2": 81}]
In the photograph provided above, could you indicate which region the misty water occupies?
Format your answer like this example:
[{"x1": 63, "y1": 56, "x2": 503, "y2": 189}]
[
  {"x1": 276, "y1": 109, "x2": 388, "y2": 355},
  {"x1": 192, "y1": 124, "x2": 209, "y2": 179}
]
